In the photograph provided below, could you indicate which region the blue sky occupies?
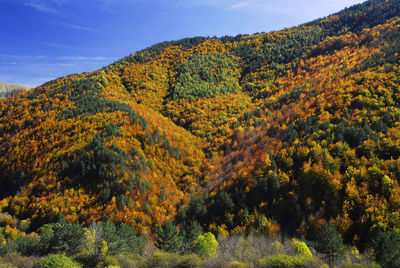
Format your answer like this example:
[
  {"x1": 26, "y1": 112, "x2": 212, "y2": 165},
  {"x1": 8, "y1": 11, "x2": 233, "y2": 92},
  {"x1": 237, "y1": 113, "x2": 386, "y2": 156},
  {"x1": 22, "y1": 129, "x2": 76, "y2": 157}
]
[{"x1": 0, "y1": 0, "x2": 365, "y2": 87}]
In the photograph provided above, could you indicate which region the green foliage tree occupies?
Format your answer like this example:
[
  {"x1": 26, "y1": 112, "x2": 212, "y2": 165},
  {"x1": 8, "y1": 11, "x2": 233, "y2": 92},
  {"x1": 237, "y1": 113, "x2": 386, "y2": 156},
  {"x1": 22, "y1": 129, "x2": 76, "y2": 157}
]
[{"x1": 191, "y1": 232, "x2": 219, "y2": 259}]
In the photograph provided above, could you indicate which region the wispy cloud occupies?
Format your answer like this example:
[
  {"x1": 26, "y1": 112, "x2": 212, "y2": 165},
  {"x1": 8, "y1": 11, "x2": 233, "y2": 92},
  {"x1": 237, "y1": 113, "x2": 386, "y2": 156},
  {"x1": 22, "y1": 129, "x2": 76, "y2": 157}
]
[
  {"x1": 23, "y1": 1, "x2": 59, "y2": 13},
  {"x1": 20, "y1": 0, "x2": 73, "y2": 14},
  {"x1": 225, "y1": 1, "x2": 251, "y2": 11},
  {"x1": 0, "y1": 54, "x2": 48, "y2": 60},
  {"x1": 57, "y1": 22, "x2": 100, "y2": 33},
  {"x1": 0, "y1": 62, "x2": 18, "y2": 65}
]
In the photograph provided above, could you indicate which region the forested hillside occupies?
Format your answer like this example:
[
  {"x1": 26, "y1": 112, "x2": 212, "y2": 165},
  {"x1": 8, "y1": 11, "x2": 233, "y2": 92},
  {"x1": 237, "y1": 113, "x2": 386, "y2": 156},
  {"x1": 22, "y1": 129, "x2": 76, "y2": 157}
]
[{"x1": 1, "y1": 0, "x2": 400, "y2": 267}]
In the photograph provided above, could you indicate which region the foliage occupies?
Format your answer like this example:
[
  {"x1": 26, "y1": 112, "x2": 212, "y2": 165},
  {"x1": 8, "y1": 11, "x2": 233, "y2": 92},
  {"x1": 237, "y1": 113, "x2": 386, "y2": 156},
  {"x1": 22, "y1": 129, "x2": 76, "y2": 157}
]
[
  {"x1": 315, "y1": 223, "x2": 346, "y2": 266},
  {"x1": 191, "y1": 232, "x2": 218, "y2": 259},
  {"x1": 0, "y1": 252, "x2": 36, "y2": 268},
  {"x1": 100, "y1": 221, "x2": 146, "y2": 255},
  {"x1": 257, "y1": 254, "x2": 311, "y2": 268},
  {"x1": 0, "y1": 1, "x2": 400, "y2": 265},
  {"x1": 143, "y1": 251, "x2": 201, "y2": 268},
  {"x1": 156, "y1": 222, "x2": 184, "y2": 253},
  {"x1": 370, "y1": 229, "x2": 400, "y2": 268},
  {"x1": 290, "y1": 239, "x2": 312, "y2": 258},
  {"x1": 171, "y1": 53, "x2": 240, "y2": 100},
  {"x1": 36, "y1": 253, "x2": 82, "y2": 268}
]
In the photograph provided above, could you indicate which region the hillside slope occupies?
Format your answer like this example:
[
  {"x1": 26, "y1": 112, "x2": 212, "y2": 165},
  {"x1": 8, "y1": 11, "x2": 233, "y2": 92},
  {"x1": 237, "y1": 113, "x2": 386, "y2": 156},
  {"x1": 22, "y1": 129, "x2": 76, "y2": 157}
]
[{"x1": 0, "y1": 0, "x2": 400, "y2": 247}]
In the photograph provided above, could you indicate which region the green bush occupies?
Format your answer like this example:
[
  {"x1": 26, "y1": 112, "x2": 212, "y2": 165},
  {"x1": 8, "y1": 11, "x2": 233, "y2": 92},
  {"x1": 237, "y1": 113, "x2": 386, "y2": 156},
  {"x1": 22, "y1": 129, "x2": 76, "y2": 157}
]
[
  {"x1": 144, "y1": 251, "x2": 201, "y2": 268},
  {"x1": 15, "y1": 235, "x2": 40, "y2": 256},
  {"x1": 104, "y1": 256, "x2": 120, "y2": 267},
  {"x1": 270, "y1": 241, "x2": 284, "y2": 255},
  {"x1": 0, "y1": 264, "x2": 16, "y2": 268},
  {"x1": 191, "y1": 232, "x2": 218, "y2": 259},
  {"x1": 18, "y1": 220, "x2": 30, "y2": 233},
  {"x1": 258, "y1": 254, "x2": 311, "y2": 268},
  {"x1": 144, "y1": 252, "x2": 176, "y2": 268},
  {"x1": 339, "y1": 264, "x2": 368, "y2": 268},
  {"x1": 176, "y1": 254, "x2": 202, "y2": 268},
  {"x1": 115, "y1": 254, "x2": 141, "y2": 268},
  {"x1": 0, "y1": 252, "x2": 36, "y2": 268},
  {"x1": 339, "y1": 263, "x2": 381, "y2": 268},
  {"x1": 36, "y1": 253, "x2": 82, "y2": 268},
  {"x1": 291, "y1": 239, "x2": 312, "y2": 258},
  {"x1": 228, "y1": 260, "x2": 252, "y2": 268}
]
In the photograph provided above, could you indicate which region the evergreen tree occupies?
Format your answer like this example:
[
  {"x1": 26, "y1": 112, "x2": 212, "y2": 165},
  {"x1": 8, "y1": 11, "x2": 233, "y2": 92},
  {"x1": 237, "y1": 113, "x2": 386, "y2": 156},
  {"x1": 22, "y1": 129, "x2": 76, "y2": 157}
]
[
  {"x1": 371, "y1": 229, "x2": 400, "y2": 268},
  {"x1": 185, "y1": 221, "x2": 203, "y2": 246},
  {"x1": 315, "y1": 223, "x2": 345, "y2": 266},
  {"x1": 157, "y1": 221, "x2": 184, "y2": 253}
]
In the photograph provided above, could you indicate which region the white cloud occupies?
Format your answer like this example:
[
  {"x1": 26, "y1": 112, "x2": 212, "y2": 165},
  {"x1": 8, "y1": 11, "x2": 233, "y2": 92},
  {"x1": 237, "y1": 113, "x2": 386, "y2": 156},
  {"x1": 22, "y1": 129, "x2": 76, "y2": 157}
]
[
  {"x1": 0, "y1": 54, "x2": 48, "y2": 60},
  {"x1": 20, "y1": 0, "x2": 73, "y2": 14},
  {"x1": 24, "y1": 1, "x2": 59, "y2": 13},
  {"x1": 57, "y1": 22, "x2": 100, "y2": 33},
  {"x1": 225, "y1": 1, "x2": 251, "y2": 11}
]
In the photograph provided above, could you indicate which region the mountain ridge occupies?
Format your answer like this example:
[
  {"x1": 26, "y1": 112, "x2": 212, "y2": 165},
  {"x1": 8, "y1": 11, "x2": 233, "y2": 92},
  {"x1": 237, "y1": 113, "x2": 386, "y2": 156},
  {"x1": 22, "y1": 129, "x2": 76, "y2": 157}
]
[
  {"x1": 0, "y1": 82, "x2": 31, "y2": 98},
  {"x1": 0, "y1": 0, "x2": 400, "y2": 250}
]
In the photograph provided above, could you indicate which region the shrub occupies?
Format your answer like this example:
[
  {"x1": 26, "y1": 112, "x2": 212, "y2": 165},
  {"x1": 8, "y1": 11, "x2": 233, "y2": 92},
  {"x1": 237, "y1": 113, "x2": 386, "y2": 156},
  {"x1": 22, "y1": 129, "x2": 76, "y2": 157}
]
[
  {"x1": 144, "y1": 251, "x2": 201, "y2": 268},
  {"x1": 270, "y1": 241, "x2": 284, "y2": 255},
  {"x1": 144, "y1": 251, "x2": 176, "y2": 268},
  {"x1": 228, "y1": 260, "x2": 252, "y2": 268},
  {"x1": 339, "y1": 264, "x2": 367, "y2": 268},
  {"x1": 115, "y1": 254, "x2": 141, "y2": 268},
  {"x1": 36, "y1": 253, "x2": 82, "y2": 268},
  {"x1": 192, "y1": 233, "x2": 218, "y2": 259},
  {"x1": 176, "y1": 254, "x2": 202, "y2": 268},
  {"x1": 18, "y1": 220, "x2": 30, "y2": 233},
  {"x1": 0, "y1": 252, "x2": 36, "y2": 268},
  {"x1": 257, "y1": 254, "x2": 311, "y2": 268},
  {"x1": 339, "y1": 264, "x2": 381, "y2": 268},
  {"x1": 0, "y1": 263, "x2": 16, "y2": 268},
  {"x1": 290, "y1": 239, "x2": 312, "y2": 258},
  {"x1": 15, "y1": 235, "x2": 40, "y2": 256},
  {"x1": 258, "y1": 240, "x2": 313, "y2": 268},
  {"x1": 104, "y1": 256, "x2": 120, "y2": 267}
]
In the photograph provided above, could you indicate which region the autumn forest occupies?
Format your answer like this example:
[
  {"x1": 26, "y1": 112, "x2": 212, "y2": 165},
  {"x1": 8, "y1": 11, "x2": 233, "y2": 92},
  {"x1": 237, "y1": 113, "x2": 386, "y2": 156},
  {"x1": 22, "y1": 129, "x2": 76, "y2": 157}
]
[{"x1": 1, "y1": 0, "x2": 400, "y2": 267}]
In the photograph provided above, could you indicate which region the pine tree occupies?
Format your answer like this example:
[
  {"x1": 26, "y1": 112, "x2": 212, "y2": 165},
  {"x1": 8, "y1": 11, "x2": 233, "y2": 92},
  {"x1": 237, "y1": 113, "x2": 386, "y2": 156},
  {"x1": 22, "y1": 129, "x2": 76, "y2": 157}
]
[
  {"x1": 157, "y1": 221, "x2": 184, "y2": 253},
  {"x1": 315, "y1": 223, "x2": 345, "y2": 266}
]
